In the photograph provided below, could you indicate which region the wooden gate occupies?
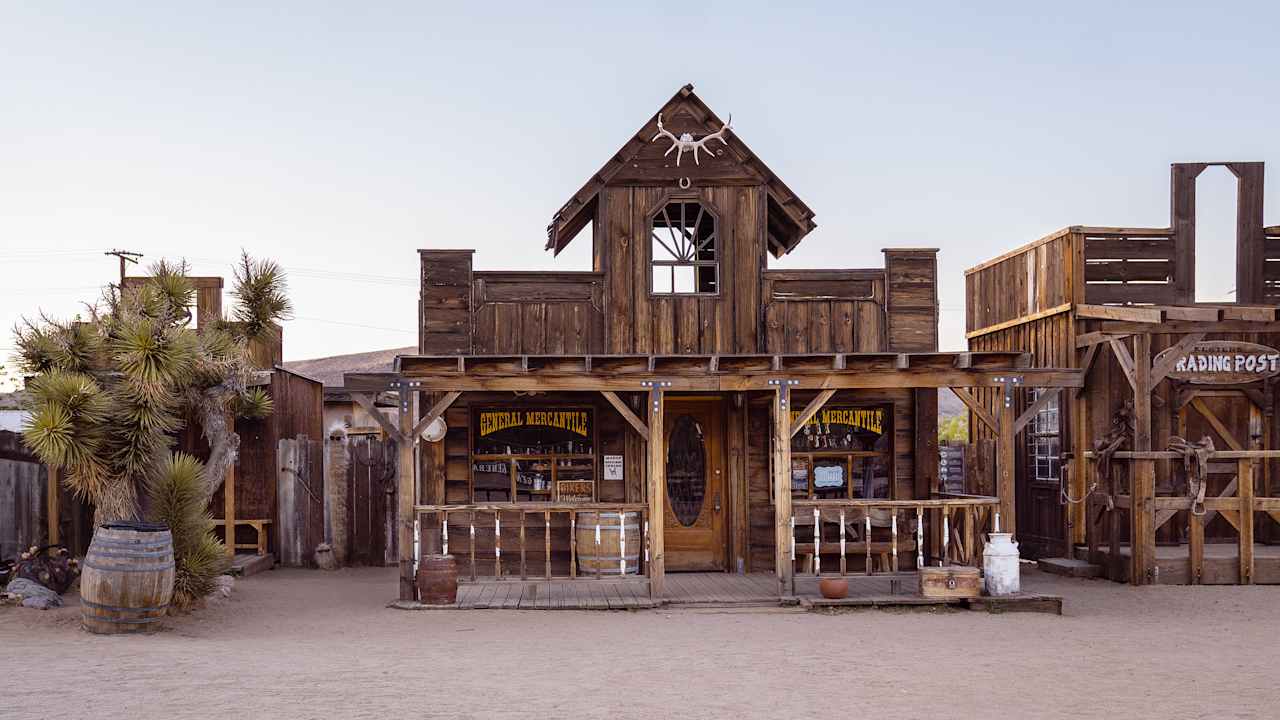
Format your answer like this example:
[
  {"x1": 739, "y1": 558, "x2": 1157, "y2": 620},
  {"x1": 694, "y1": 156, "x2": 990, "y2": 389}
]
[
  {"x1": 346, "y1": 433, "x2": 397, "y2": 566},
  {"x1": 277, "y1": 435, "x2": 325, "y2": 567}
]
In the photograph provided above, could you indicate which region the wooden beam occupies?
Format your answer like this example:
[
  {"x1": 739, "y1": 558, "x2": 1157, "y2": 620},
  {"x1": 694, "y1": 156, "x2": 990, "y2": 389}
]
[
  {"x1": 410, "y1": 391, "x2": 461, "y2": 440},
  {"x1": 352, "y1": 392, "x2": 403, "y2": 443},
  {"x1": 223, "y1": 461, "x2": 235, "y2": 558},
  {"x1": 1108, "y1": 338, "x2": 1137, "y2": 393},
  {"x1": 789, "y1": 389, "x2": 836, "y2": 438},
  {"x1": 951, "y1": 387, "x2": 998, "y2": 435},
  {"x1": 1074, "y1": 342, "x2": 1100, "y2": 399},
  {"x1": 1149, "y1": 332, "x2": 1206, "y2": 386},
  {"x1": 1130, "y1": 333, "x2": 1155, "y2": 586},
  {"x1": 1189, "y1": 397, "x2": 1244, "y2": 450},
  {"x1": 646, "y1": 386, "x2": 666, "y2": 598},
  {"x1": 773, "y1": 383, "x2": 794, "y2": 596},
  {"x1": 1076, "y1": 331, "x2": 1132, "y2": 349},
  {"x1": 396, "y1": 387, "x2": 417, "y2": 601},
  {"x1": 47, "y1": 466, "x2": 60, "y2": 546},
  {"x1": 601, "y1": 391, "x2": 649, "y2": 442},
  {"x1": 965, "y1": 303, "x2": 1073, "y2": 340},
  {"x1": 997, "y1": 384, "x2": 1016, "y2": 537},
  {"x1": 1240, "y1": 457, "x2": 1255, "y2": 585},
  {"x1": 1075, "y1": 304, "x2": 1163, "y2": 323},
  {"x1": 1015, "y1": 387, "x2": 1060, "y2": 435}
]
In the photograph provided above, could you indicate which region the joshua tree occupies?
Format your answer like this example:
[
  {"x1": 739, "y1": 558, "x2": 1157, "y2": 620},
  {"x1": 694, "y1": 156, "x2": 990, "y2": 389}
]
[{"x1": 14, "y1": 253, "x2": 291, "y2": 522}]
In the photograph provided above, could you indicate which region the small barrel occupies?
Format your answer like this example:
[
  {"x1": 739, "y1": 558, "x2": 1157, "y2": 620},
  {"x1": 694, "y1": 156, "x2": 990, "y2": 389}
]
[
  {"x1": 417, "y1": 554, "x2": 458, "y2": 605},
  {"x1": 575, "y1": 511, "x2": 641, "y2": 575},
  {"x1": 80, "y1": 521, "x2": 175, "y2": 635}
]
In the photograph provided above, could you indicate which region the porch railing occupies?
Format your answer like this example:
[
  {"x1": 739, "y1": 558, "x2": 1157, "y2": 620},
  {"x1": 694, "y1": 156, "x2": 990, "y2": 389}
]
[
  {"x1": 414, "y1": 503, "x2": 649, "y2": 582},
  {"x1": 791, "y1": 494, "x2": 1000, "y2": 577}
]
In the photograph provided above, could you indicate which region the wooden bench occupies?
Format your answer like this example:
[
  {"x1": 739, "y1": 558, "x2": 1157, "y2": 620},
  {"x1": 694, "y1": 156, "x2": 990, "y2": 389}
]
[{"x1": 212, "y1": 519, "x2": 273, "y2": 556}]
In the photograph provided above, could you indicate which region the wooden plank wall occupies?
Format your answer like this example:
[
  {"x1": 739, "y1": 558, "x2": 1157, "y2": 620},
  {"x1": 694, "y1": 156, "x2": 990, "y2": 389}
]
[
  {"x1": 966, "y1": 231, "x2": 1077, "y2": 334},
  {"x1": 0, "y1": 431, "x2": 46, "y2": 560},
  {"x1": 884, "y1": 249, "x2": 939, "y2": 352},
  {"x1": 762, "y1": 270, "x2": 884, "y2": 353},
  {"x1": 419, "y1": 250, "x2": 473, "y2": 355},
  {"x1": 1083, "y1": 231, "x2": 1178, "y2": 305},
  {"x1": 1263, "y1": 227, "x2": 1280, "y2": 304},
  {"x1": 277, "y1": 436, "x2": 325, "y2": 567},
  {"x1": 471, "y1": 272, "x2": 605, "y2": 354},
  {"x1": 599, "y1": 185, "x2": 765, "y2": 354}
]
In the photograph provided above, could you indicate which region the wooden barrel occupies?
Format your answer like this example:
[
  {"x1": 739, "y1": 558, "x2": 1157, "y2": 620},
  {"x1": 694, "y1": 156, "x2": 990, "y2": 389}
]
[
  {"x1": 575, "y1": 511, "x2": 641, "y2": 575},
  {"x1": 80, "y1": 522, "x2": 175, "y2": 635},
  {"x1": 417, "y1": 554, "x2": 458, "y2": 605}
]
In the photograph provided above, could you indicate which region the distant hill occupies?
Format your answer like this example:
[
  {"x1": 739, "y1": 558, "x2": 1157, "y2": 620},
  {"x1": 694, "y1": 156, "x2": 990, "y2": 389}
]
[
  {"x1": 282, "y1": 347, "x2": 415, "y2": 388},
  {"x1": 937, "y1": 388, "x2": 965, "y2": 419}
]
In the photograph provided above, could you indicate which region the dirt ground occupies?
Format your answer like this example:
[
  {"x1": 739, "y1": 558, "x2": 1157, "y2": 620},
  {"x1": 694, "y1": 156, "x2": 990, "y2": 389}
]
[{"x1": 2, "y1": 567, "x2": 1276, "y2": 719}]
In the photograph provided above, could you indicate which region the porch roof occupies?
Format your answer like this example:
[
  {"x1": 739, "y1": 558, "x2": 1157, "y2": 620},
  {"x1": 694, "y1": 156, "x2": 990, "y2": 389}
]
[{"x1": 341, "y1": 351, "x2": 1083, "y2": 393}]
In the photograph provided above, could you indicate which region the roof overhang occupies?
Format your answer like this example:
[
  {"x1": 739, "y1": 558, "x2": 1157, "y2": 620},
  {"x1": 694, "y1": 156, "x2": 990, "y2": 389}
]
[{"x1": 341, "y1": 352, "x2": 1082, "y2": 393}]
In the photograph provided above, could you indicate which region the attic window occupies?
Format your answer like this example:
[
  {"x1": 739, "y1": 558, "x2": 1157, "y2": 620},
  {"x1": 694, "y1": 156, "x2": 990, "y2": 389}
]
[{"x1": 651, "y1": 200, "x2": 718, "y2": 295}]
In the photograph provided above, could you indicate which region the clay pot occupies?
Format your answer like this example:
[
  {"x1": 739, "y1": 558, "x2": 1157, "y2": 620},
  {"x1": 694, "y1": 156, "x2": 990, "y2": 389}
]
[{"x1": 818, "y1": 578, "x2": 849, "y2": 599}]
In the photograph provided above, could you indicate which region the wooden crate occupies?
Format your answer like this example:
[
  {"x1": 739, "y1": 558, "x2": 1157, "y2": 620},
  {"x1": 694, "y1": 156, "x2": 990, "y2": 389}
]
[{"x1": 919, "y1": 566, "x2": 982, "y2": 598}]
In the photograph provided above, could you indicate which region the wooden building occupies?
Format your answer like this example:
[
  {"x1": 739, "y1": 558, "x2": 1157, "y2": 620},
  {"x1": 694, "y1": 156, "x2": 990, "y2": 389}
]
[
  {"x1": 966, "y1": 162, "x2": 1280, "y2": 585},
  {"x1": 349, "y1": 85, "x2": 1081, "y2": 604}
]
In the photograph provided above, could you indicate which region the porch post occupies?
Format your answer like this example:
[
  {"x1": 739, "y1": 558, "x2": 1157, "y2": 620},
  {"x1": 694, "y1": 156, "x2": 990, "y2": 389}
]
[
  {"x1": 997, "y1": 386, "x2": 1016, "y2": 539},
  {"x1": 397, "y1": 382, "x2": 417, "y2": 601},
  {"x1": 646, "y1": 385, "x2": 666, "y2": 598},
  {"x1": 772, "y1": 381, "x2": 793, "y2": 596},
  {"x1": 1130, "y1": 334, "x2": 1155, "y2": 585}
]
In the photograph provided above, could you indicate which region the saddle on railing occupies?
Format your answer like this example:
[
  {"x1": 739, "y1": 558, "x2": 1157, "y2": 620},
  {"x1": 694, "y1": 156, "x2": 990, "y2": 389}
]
[{"x1": 1168, "y1": 435, "x2": 1213, "y2": 516}]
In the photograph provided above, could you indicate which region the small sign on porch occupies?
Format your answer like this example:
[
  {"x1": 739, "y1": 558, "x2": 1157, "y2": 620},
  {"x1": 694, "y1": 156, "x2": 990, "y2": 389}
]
[
  {"x1": 556, "y1": 479, "x2": 595, "y2": 502},
  {"x1": 1157, "y1": 340, "x2": 1280, "y2": 384},
  {"x1": 603, "y1": 454, "x2": 624, "y2": 481}
]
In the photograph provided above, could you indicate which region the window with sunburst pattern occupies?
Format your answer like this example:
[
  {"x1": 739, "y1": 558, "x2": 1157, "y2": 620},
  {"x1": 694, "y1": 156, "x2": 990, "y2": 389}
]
[{"x1": 651, "y1": 200, "x2": 718, "y2": 295}]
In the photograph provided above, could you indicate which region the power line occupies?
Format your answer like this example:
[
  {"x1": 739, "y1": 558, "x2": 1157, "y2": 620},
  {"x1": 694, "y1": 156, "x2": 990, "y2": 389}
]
[{"x1": 291, "y1": 316, "x2": 416, "y2": 334}]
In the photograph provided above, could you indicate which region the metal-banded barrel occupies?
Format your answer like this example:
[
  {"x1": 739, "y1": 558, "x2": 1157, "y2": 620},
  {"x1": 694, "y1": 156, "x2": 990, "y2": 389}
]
[
  {"x1": 575, "y1": 511, "x2": 641, "y2": 575},
  {"x1": 80, "y1": 521, "x2": 175, "y2": 635}
]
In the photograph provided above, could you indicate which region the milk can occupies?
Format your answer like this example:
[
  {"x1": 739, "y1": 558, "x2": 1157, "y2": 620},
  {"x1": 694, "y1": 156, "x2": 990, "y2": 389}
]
[{"x1": 983, "y1": 532, "x2": 1020, "y2": 596}]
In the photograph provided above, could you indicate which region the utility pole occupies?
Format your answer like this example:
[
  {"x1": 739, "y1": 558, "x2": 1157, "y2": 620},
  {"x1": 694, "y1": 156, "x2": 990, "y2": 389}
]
[{"x1": 104, "y1": 249, "x2": 143, "y2": 288}]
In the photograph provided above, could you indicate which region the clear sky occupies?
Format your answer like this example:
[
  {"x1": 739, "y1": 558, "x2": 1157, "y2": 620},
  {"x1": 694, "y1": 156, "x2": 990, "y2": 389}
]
[{"x1": 3, "y1": 2, "x2": 1278, "y2": 388}]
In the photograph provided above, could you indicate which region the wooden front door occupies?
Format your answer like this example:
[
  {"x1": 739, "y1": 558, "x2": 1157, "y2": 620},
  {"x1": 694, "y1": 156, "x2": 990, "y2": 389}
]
[{"x1": 662, "y1": 398, "x2": 727, "y2": 571}]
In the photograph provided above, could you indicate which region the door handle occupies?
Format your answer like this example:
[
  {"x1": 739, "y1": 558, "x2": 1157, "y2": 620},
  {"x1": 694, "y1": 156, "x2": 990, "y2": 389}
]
[{"x1": 714, "y1": 492, "x2": 721, "y2": 513}]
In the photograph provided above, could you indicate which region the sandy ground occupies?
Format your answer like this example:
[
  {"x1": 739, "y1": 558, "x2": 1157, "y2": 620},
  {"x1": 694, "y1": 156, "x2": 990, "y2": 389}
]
[{"x1": 2, "y1": 567, "x2": 1277, "y2": 720}]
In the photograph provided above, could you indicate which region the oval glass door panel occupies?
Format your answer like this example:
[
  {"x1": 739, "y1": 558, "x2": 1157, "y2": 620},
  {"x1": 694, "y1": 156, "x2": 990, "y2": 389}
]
[{"x1": 666, "y1": 415, "x2": 707, "y2": 527}]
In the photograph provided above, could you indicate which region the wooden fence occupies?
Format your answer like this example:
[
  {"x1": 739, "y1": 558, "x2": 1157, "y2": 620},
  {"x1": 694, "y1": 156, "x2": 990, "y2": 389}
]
[{"x1": 277, "y1": 435, "x2": 325, "y2": 567}]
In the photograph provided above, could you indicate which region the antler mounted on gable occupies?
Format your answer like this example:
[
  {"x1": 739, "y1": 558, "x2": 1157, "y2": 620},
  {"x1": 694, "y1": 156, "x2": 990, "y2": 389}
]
[{"x1": 651, "y1": 113, "x2": 733, "y2": 167}]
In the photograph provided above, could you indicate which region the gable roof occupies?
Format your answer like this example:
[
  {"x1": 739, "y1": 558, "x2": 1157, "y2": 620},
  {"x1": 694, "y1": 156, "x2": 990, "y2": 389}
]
[
  {"x1": 282, "y1": 346, "x2": 415, "y2": 388},
  {"x1": 545, "y1": 84, "x2": 816, "y2": 258}
]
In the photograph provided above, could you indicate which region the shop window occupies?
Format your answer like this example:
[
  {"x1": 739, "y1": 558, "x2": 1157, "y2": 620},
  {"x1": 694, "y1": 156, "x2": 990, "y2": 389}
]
[
  {"x1": 1025, "y1": 390, "x2": 1060, "y2": 483},
  {"x1": 651, "y1": 200, "x2": 718, "y2": 295},
  {"x1": 471, "y1": 407, "x2": 595, "y2": 502},
  {"x1": 789, "y1": 405, "x2": 892, "y2": 499}
]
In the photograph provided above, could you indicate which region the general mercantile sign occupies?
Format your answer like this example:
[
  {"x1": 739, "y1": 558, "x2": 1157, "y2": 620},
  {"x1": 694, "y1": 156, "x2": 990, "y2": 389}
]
[{"x1": 1155, "y1": 340, "x2": 1280, "y2": 384}]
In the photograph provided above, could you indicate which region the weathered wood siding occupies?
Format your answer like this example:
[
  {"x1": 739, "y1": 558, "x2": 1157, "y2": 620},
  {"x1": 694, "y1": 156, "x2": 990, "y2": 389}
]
[
  {"x1": 0, "y1": 430, "x2": 46, "y2": 559},
  {"x1": 762, "y1": 270, "x2": 884, "y2": 353},
  {"x1": 471, "y1": 272, "x2": 605, "y2": 354},
  {"x1": 884, "y1": 249, "x2": 940, "y2": 352},
  {"x1": 599, "y1": 185, "x2": 765, "y2": 354},
  {"x1": 419, "y1": 250, "x2": 473, "y2": 355},
  {"x1": 966, "y1": 229, "x2": 1080, "y2": 334}
]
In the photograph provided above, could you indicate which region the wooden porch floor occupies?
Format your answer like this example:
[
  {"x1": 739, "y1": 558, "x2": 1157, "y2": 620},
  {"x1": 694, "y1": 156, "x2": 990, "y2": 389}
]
[
  {"x1": 1084, "y1": 543, "x2": 1280, "y2": 584},
  {"x1": 391, "y1": 571, "x2": 1062, "y2": 612}
]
